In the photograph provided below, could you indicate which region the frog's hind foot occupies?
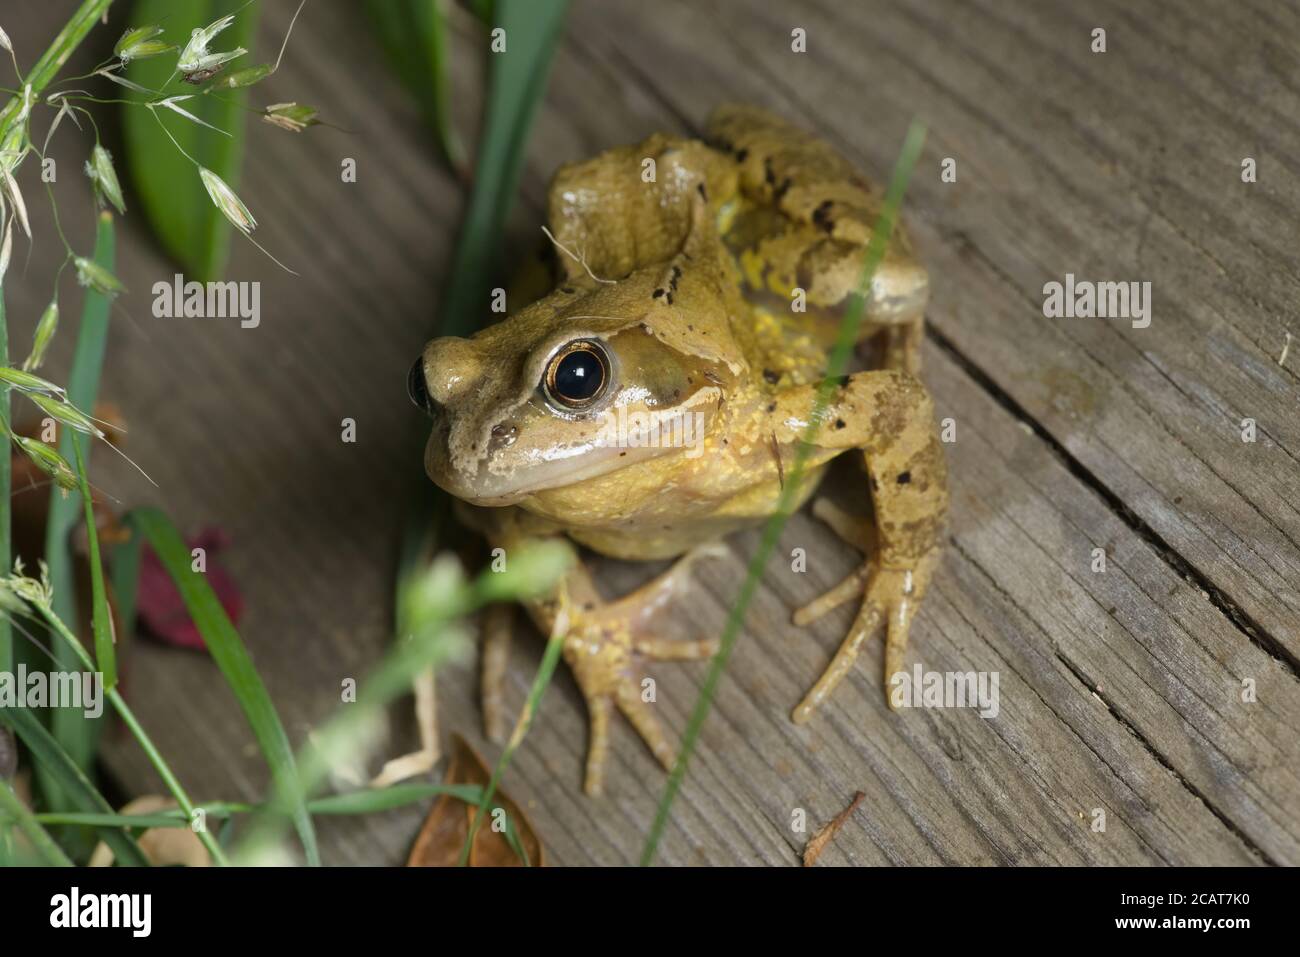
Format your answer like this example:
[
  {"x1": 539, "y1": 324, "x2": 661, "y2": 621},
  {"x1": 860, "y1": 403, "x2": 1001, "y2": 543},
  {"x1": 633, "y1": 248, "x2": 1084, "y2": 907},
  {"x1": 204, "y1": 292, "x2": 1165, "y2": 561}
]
[
  {"x1": 791, "y1": 497, "x2": 939, "y2": 723},
  {"x1": 562, "y1": 543, "x2": 727, "y2": 796}
]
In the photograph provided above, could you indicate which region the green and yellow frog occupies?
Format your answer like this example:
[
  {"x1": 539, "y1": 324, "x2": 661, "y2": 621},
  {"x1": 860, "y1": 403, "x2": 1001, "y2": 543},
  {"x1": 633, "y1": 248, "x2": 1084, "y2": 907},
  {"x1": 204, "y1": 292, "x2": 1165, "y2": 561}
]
[{"x1": 410, "y1": 105, "x2": 948, "y2": 795}]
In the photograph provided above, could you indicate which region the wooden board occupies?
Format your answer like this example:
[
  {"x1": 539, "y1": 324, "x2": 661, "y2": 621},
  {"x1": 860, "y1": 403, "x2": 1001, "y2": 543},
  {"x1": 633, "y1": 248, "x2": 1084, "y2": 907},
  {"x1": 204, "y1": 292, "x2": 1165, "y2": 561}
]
[{"x1": 4, "y1": 0, "x2": 1296, "y2": 865}]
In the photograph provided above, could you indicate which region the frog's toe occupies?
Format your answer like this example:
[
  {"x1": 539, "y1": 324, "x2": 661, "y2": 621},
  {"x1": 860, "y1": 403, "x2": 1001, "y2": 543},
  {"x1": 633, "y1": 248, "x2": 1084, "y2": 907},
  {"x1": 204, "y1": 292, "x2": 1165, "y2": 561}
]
[
  {"x1": 793, "y1": 562, "x2": 870, "y2": 626},
  {"x1": 792, "y1": 553, "x2": 938, "y2": 721},
  {"x1": 573, "y1": 656, "x2": 679, "y2": 796},
  {"x1": 793, "y1": 589, "x2": 884, "y2": 723}
]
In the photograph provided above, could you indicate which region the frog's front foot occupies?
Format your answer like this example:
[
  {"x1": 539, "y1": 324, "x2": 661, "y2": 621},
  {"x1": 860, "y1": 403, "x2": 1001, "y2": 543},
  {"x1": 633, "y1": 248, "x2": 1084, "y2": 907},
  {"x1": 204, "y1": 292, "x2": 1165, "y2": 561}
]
[
  {"x1": 496, "y1": 540, "x2": 728, "y2": 795},
  {"x1": 564, "y1": 544, "x2": 727, "y2": 796},
  {"x1": 791, "y1": 499, "x2": 939, "y2": 721}
]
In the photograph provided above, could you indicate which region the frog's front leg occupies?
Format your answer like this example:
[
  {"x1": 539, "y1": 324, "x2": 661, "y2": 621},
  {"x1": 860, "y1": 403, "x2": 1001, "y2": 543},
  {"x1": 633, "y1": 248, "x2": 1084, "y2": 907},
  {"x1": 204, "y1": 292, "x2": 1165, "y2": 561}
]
[
  {"x1": 460, "y1": 503, "x2": 723, "y2": 795},
  {"x1": 772, "y1": 370, "x2": 948, "y2": 721}
]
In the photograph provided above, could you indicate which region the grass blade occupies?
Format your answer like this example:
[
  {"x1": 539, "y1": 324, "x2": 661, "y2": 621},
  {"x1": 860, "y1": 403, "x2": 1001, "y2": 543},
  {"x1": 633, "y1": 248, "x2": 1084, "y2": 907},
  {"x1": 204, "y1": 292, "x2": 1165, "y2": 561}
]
[
  {"x1": 437, "y1": 0, "x2": 570, "y2": 337},
  {"x1": 0, "y1": 706, "x2": 149, "y2": 866},
  {"x1": 639, "y1": 120, "x2": 929, "y2": 866},
  {"x1": 458, "y1": 625, "x2": 564, "y2": 866},
  {"x1": 110, "y1": 531, "x2": 142, "y2": 642},
  {"x1": 0, "y1": 779, "x2": 72, "y2": 866},
  {"x1": 122, "y1": 0, "x2": 259, "y2": 280},
  {"x1": 42, "y1": 211, "x2": 115, "y2": 803},
  {"x1": 126, "y1": 506, "x2": 320, "y2": 866},
  {"x1": 27, "y1": 783, "x2": 486, "y2": 830},
  {"x1": 366, "y1": 0, "x2": 465, "y2": 174},
  {"x1": 72, "y1": 441, "x2": 114, "y2": 690},
  {"x1": 0, "y1": 285, "x2": 9, "y2": 676}
]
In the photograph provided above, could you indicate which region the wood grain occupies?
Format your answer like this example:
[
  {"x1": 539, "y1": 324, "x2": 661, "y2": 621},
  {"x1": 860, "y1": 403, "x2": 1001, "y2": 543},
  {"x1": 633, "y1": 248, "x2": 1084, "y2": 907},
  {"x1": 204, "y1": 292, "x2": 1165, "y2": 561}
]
[{"x1": 4, "y1": 0, "x2": 1295, "y2": 865}]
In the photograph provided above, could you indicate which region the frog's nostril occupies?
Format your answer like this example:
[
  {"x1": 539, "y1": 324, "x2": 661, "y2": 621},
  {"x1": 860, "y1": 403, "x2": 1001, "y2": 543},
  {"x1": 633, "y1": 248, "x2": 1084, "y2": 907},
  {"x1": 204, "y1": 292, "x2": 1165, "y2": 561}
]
[{"x1": 408, "y1": 357, "x2": 434, "y2": 415}]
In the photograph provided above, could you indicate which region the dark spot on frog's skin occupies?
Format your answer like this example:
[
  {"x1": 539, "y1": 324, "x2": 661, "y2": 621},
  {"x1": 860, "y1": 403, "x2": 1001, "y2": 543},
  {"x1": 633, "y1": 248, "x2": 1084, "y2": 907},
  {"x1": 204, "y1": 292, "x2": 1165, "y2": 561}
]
[
  {"x1": 687, "y1": 324, "x2": 694, "y2": 332},
  {"x1": 584, "y1": 602, "x2": 595, "y2": 611},
  {"x1": 620, "y1": 451, "x2": 627, "y2": 457},
  {"x1": 764, "y1": 157, "x2": 775, "y2": 186},
  {"x1": 767, "y1": 402, "x2": 777, "y2": 413},
  {"x1": 812, "y1": 199, "x2": 835, "y2": 233},
  {"x1": 896, "y1": 470, "x2": 911, "y2": 485},
  {"x1": 561, "y1": 286, "x2": 575, "y2": 294},
  {"x1": 774, "y1": 176, "x2": 793, "y2": 201},
  {"x1": 735, "y1": 147, "x2": 749, "y2": 163},
  {"x1": 697, "y1": 182, "x2": 708, "y2": 201},
  {"x1": 1174, "y1": 496, "x2": 1182, "y2": 504},
  {"x1": 670, "y1": 265, "x2": 682, "y2": 290},
  {"x1": 835, "y1": 418, "x2": 846, "y2": 430},
  {"x1": 673, "y1": 388, "x2": 681, "y2": 399},
  {"x1": 665, "y1": 292, "x2": 675, "y2": 305},
  {"x1": 653, "y1": 288, "x2": 665, "y2": 299},
  {"x1": 763, "y1": 368, "x2": 779, "y2": 384}
]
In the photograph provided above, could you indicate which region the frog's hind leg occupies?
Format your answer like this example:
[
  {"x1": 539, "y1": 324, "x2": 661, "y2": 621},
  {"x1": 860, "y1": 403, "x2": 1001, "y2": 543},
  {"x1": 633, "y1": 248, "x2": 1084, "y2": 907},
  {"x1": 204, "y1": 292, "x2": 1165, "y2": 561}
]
[{"x1": 766, "y1": 368, "x2": 948, "y2": 720}]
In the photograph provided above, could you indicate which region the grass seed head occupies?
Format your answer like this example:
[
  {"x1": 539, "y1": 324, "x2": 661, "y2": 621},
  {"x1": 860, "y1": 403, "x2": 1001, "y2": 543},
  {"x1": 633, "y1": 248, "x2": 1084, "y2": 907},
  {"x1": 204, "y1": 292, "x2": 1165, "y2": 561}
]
[
  {"x1": 85, "y1": 144, "x2": 126, "y2": 214},
  {"x1": 14, "y1": 436, "x2": 78, "y2": 495},
  {"x1": 114, "y1": 25, "x2": 174, "y2": 63},
  {"x1": 74, "y1": 256, "x2": 125, "y2": 298},
  {"x1": 199, "y1": 166, "x2": 256, "y2": 235},
  {"x1": 263, "y1": 102, "x2": 319, "y2": 133},
  {"x1": 22, "y1": 299, "x2": 59, "y2": 372}
]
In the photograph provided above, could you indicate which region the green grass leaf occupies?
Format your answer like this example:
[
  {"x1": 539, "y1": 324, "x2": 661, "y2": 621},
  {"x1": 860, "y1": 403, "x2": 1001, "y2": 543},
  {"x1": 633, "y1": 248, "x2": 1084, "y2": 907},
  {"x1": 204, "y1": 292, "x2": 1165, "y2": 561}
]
[
  {"x1": 72, "y1": 441, "x2": 114, "y2": 690},
  {"x1": 0, "y1": 285, "x2": 9, "y2": 677},
  {"x1": 110, "y1": 531, "x2": 142, "y2": 643},
  {"x1": 436, "y1": 0, "x2": 570, "y2": 337},
  {"x1": 125, "y1": 506, "x2": 320, "y2": 866},
  {"x1": 366, "y1": 0, "x2": 465, "y2": 174},
  {"x1": 0, "y1": 706, "x2": 149, "y2": 866},
  {"x1": 43, "y1": 211, "x2": 115, "y2": 799},
  {"x1": 0, "y1": 779, "x2": 72, "y2": 866},
  {"x1": 639, "y1": 120, "x2": 929, "y2": 867},
  {"x1": 122, "y1": 0, "x2": 260, "y2": 280}
]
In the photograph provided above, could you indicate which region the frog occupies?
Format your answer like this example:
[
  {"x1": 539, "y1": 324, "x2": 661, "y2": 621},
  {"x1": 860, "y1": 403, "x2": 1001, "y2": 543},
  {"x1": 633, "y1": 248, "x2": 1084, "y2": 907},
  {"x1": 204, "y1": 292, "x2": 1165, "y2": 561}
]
[{"x1": 409, "y1": 105, "x2": 948, "y2": 796}]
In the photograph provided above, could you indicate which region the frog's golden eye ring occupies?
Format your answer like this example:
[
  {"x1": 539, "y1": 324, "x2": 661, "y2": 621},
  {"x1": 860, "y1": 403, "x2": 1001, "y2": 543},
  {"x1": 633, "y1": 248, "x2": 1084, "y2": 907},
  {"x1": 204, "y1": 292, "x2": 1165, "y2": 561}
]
[{"x1": 544, "y1": 339, "x2": 610, "y2": 410}]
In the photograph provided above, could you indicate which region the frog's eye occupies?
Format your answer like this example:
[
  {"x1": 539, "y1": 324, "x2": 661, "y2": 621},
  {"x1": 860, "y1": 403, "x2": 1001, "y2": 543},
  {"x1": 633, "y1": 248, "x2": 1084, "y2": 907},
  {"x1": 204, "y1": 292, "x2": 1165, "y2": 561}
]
[
  {"x1": 543, "y1": 339, "x2": 611, "y2": 410},
  {"x1": 408, "y1": 357, "x2": 434, "y2": 416}
]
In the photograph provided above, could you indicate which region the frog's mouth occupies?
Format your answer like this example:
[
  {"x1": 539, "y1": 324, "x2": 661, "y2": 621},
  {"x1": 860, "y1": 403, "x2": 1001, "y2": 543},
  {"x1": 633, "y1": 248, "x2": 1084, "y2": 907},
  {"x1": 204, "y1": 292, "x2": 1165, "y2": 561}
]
[{"x1": 424, "y1": 387, "x2": 719, "y2": 506}]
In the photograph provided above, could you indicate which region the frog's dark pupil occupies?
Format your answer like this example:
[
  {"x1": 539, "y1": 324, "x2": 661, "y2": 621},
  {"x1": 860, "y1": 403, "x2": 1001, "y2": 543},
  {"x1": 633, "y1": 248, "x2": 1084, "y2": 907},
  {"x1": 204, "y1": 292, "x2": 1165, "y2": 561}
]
[{"x1": 554, "y1": 349, "x2": 604, "y2": 401}]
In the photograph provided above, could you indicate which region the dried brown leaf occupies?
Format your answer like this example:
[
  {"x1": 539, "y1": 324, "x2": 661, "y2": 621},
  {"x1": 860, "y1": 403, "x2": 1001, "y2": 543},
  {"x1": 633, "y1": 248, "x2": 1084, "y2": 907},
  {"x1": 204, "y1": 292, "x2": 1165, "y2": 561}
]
[{"x1": 406, "y1": 733, "x2": 543, "y2": 867}]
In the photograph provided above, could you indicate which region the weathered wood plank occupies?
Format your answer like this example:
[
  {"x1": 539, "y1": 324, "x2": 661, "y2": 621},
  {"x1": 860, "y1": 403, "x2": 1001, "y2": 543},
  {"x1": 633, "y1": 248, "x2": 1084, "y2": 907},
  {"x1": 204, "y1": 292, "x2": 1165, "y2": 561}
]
[{"x1": 4, "y1": 0, "x2": 1295, "y2": 866}]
